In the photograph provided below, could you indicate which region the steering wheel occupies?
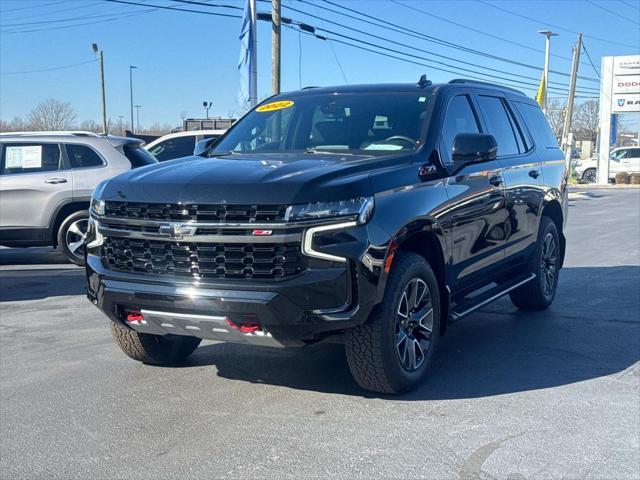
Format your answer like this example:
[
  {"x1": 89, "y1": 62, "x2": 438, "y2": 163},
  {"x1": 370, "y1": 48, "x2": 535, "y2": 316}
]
[{"x1": 383, "y1": 135, "x2": 416, "y2": 148}]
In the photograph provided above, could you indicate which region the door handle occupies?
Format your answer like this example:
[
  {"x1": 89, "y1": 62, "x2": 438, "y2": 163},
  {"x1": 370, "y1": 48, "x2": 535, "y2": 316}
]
[
  {"x1": 529, "y1": 169, "x2": 541, "y2": 179},
  {"x1": 489, "y1": 175, "x2": 503, "y2": 187},
  {"x1": 44, "y1": 178, "x2": 67, "y2": 184}
]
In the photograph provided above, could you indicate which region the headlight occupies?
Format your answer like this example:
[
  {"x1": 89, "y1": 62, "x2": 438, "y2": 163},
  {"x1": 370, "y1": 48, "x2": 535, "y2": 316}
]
[
  {"x1": 90, "y1": 197, "x2": 105, "y2": 216},
  {"x1": 285, "y1": 197, "x2": 374, "y2": 224}
]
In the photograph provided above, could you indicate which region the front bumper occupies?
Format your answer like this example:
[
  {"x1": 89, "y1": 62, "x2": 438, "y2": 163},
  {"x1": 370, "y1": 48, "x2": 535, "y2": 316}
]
[{"x1": 87, "y1": 251, "x2": 379, "y2": 347}]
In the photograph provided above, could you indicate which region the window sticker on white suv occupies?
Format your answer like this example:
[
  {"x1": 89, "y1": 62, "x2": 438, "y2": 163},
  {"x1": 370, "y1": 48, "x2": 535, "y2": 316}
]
[{"x1": 6, "y1": 145, "x2": 42, "y2": 169}]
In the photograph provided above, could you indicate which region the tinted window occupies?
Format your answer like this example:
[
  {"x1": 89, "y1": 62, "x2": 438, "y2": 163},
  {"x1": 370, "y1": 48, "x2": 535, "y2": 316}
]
[
  {"x1": 148, "y1": 136, "x2": 195, "y2": 161},
  {"x1": 214, "y1": 93, "x2": 431, "y2": 155},
  {"x1": 1, "y1": 143, "x2": 61, "y2": 175},
  {"x1": 514, "y1": 101, "x2": 559, "y2": 149},
  {"x1": 477, "y1": 96, "x2": 520, "y2": 157},
  {"x1": 611, "y1": 149, "x2": 628, "y2": 160},
  {"x1": 122, "y1": 145, "x2": 158, "y2": 168},
  {"x1": 441, "y1": 95, "x2": 480, "y2": 163},
  {"x1": 629, "y1": 148, "x2": 640, "y2": 158},
  {"x1": 66, "y1": 144, "x2": 104, "y2": 168}
]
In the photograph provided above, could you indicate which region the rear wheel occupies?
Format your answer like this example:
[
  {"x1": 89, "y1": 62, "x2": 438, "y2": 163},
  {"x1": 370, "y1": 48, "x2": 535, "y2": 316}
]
[
  {"x1": 345, "y1": 252, "x2": 440, "y2": 394},
  {"x1": 510, "y1": 216, "x2": 560, "y2": 310},
  {"x1": 57, "y1": 210, "x2": 89, "y2": 266},
  {"x1": 110, "y1": 321, "x2": 202, "y2": 365},
  {"x1": 582, "y1": 168, "x2": 597, "y2": 183}
]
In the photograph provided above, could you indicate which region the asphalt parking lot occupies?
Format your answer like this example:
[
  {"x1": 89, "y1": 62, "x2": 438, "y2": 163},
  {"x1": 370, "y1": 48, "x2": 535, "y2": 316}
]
[{"x1": 1, "y1": 187, "x2": 639, "y2": 480}]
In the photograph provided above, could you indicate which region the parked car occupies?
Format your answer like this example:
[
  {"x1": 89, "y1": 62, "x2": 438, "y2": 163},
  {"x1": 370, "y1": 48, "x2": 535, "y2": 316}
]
[
  {"x1": 86, "y1": 79, "x2": 568, "y2": 393},
  {"x1": 145, "y1": 130, "x2": 226, "y2": 161},
  {"x1": 573, "y1": 146, "x2": 640, "y2": 183},
  {"x1": 0, "y1": 132, "x2": 156, "y2": 265}
]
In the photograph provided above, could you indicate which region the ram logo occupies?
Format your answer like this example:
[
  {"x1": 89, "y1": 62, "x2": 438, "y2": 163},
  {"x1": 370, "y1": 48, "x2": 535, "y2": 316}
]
[
  {"x1": 618, "y1": 99, "x2": 626, "y2": 107},
  {"x1": 158, "y1": 223, "x2": 196, "y2": 239}
]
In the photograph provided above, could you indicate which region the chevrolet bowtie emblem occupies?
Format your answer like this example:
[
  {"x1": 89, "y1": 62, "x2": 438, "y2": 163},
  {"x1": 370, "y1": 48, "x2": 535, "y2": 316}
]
[{"x1": 158, "y1": 223, "x2": 196, "y2": 239}]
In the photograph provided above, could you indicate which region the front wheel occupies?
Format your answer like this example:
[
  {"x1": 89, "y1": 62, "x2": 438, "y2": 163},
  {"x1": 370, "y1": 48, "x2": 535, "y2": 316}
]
[
  {"x1": 110, "y1": 321, "x2": 202, "y2": 365},
  {"x1": 582, "y1": 168, "x2": 597, "y2": 183},
  {"x1": 345, "y1": 252, "x2": 441, "y2": 394},
  {"x1": 510, "y1": 216, "x2": 560, "y2": 310}
]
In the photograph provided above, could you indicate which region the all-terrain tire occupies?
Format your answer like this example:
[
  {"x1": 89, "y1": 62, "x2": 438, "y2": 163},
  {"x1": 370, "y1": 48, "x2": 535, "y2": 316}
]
[
  {"x1": 344, "y1": 252, "x2": 441, "y2": 394},
  {"x1": 509, "y1": 216, "x2": 560, "y2": 311},
  {"x1": 110, "y1": 321, "x2": 202, "y2": 365}
]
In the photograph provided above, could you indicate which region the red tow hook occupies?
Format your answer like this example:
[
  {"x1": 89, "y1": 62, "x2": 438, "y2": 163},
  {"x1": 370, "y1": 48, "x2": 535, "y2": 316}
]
[
  {"x1": 239, "y1": 324, "x2": 260, "y2": 334},
  {"x1": 126, "y1": 311, "x2": 145, "y2": 323}
]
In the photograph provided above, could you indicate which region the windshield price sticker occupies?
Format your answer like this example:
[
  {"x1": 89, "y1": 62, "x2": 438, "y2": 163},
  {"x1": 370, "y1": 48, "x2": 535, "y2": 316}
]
[
  {"x1": 5, "y1": 145, "x2": 42, "y2": 169},
  {"x1": 256, "y1": 100, "x2": 294, "y2": 112}
]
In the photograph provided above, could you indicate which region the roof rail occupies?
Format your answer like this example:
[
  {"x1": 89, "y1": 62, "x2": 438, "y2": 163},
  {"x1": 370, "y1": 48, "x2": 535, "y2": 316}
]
[
  {"x1": 301, "y1": 86, "x2": 319, "y2": 90},
  {"x1": 0, "y1": 130, "x2": 103, "y2": 137},
  {"x1": 448, "y1": 79, "x2": 525, "y2": 95}
]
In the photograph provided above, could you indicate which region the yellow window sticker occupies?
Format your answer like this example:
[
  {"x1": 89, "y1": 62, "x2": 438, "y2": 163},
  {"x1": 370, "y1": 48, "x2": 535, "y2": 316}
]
[{"x1": 256, "y1": 100, "x2": 294, "y2": 112}]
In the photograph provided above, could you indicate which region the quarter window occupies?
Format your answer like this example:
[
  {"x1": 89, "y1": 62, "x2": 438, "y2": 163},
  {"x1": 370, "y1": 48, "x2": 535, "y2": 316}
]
[
  {"x1": 0, "y1": 143, "x2": 62, "y2": 175},
  {"x1": 441, "y1": 95, "x2": 481, "y2": 163},
  {"x1": 66, "y1": 144, "x2": 104, "y2": 168},
  {"x1": 514, "y1": 101, "x2": 559, "y2": 149},
  {"x1": 148, "y1": 136, "x2": 196, "y2": 161},
  {"x1": 477, "y1": 96, "x2": 521, "y2": 157}
]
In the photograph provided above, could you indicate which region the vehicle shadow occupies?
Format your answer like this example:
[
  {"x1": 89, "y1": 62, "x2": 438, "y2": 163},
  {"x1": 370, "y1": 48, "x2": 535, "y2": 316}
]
[
  {"x1": 0, "y1": 247, "x2": 68, "y2": 266},
  {"x1": 0, "y1": 268, "x2": 86, "y2": 302},
  {"x1": 185, "y1": 265, "x2": 640, "y2": 399}
]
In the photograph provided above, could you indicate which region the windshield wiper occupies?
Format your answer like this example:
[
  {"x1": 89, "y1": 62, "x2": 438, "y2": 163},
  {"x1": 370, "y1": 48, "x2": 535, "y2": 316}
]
[{"x1": 304, "y1": 148, "x2": 355, "y2": 155}]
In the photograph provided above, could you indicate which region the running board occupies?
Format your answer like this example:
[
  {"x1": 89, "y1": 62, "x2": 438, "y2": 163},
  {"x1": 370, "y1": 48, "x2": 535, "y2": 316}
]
[{"x1": 449, "y1": 273, "x2": 536, "y2": 322}]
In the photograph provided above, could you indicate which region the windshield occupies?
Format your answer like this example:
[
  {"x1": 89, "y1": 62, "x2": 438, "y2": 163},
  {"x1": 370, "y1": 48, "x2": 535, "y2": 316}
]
[{"x1": 213, "y1": 92, "x2": 431, "y2": 155}]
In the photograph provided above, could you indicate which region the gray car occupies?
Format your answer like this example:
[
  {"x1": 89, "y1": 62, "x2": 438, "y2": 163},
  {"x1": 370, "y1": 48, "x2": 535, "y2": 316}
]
[{"x1": 0, "y1": 132, "x2": 156, "y2": 264}]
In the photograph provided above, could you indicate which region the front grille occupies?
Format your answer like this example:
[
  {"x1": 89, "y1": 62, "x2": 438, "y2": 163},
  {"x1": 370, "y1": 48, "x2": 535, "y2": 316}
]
[
  {"x1": 105, "y1": 201, "x2": 287, "y2": 223},
  {"x1": 102, "y1": 237, "x2": 305, "y2": 280}
]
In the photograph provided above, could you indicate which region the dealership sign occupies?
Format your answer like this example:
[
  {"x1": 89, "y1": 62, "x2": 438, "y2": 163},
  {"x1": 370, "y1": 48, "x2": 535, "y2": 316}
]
[{"x1": 611, "y1": 55, "x2": 640, "y2": 113}]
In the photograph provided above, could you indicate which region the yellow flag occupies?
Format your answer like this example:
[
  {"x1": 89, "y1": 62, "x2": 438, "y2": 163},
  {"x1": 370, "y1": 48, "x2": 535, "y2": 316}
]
[{"x1": 536, "y1": 71, "x2": 546, "y2": 108}]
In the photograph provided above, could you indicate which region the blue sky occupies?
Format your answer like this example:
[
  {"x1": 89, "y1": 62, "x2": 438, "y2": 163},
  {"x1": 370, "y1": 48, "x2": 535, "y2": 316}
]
[{"x1": 1, "y1": 0, "x2": 639, "y2": 128}]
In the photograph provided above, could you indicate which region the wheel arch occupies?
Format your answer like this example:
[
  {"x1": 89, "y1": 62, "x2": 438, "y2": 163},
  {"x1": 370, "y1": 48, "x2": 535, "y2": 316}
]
[
  {"x1": 50, "y1": 199, "x2": 90, "y2": 247},
  {"x1": 390, "y1": 222, "x2": 450, "y2": 335}
]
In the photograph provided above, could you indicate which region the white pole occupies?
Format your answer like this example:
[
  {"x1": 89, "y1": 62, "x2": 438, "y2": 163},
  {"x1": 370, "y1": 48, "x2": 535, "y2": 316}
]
[
  {"x1": 597, "y1": 56, "x2": 614, "y2": 185},
  {"x1": 249, "y1": 0, "x2": 257, "y2": 108}
]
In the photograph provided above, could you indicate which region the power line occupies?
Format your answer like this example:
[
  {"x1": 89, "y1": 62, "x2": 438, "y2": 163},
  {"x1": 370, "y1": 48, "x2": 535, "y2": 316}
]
[
  {"x1": 3, "y1": 1, "x2": 103, "y2": 22},
  {"x1": 104, "y1": 0, "x2": 241, "y2": 18},
  {"x1": 618, "y1": 0, "x2": 640, "y2": 11},
  {"x1": 0, "y1": 59, "x2": 97, "y2": 75},
  {"x1": 289, "y1": 0, "x2": 599, "y2": 88},
  {"x1": 318, "y1": 0, "x2": 598, "y2": 83},
  {"x1": 582, "y1": 42, "x2": 601, "y2": 80},
  {"x1": 281, "y1": 23, "x2": 581, "y2": 97},
  {"x1": 275, "y1": 1, "x2": 599, "y2": 94},
  {"x1": 0, "y1": 0, "x2": 72, "y2": 14},
  {"x1": 477, "y1": 0, "x2": 639, "y2": 49},
  {"x1": 170, "y1": 0, "x2": 242, "y2": 10},
  {"x1": 586, "y1": 0, "x2": 640, "y2": 26}
]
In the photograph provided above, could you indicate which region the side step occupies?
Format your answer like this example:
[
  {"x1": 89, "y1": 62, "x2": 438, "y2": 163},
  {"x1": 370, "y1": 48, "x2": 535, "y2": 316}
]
[{"x1": 449, "y1": 273, "x2": 536, "y2": 322}]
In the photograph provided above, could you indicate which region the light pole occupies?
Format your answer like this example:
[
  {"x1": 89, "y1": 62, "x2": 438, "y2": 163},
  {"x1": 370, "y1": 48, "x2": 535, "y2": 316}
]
[
  {"x1": 538, "y1": 30, "x2": 558, "y2": 114},
  {"x1": 92, "y1": 43, "x2": 107, "y2": 134},
  {"x1": 134, "y1": 105, "x2": 142, "y2": 133},
  {"x1": 129, "y1": 65, "x2": 137, "y2": 133},
  {"x1": 203, "y1": 101, "x2": 212, "y2": 119}
]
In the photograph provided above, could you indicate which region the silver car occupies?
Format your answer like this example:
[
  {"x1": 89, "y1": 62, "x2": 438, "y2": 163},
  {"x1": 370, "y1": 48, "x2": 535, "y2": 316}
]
[{"x1": 0, "y1": 132, "x2": 156, "y2": 264}]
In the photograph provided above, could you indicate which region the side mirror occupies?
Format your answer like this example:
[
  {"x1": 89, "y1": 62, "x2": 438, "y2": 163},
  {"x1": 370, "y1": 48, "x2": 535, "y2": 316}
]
[
  {"x1": 194, "y1": 137, "x2": 219, "y2": 157},
  {"x1": 452, "y1": 133, "x2": 498, "y2": 164}
]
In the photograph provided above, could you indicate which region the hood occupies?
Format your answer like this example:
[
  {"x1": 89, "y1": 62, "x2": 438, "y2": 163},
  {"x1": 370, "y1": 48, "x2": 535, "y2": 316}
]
[{"x1": 100, "y1": 152, "x2": 399, "y2": 205}]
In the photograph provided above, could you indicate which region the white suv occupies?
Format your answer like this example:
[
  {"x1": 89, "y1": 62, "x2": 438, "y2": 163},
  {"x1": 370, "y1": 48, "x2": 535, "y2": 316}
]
[
  {"x1": 0, "y1": 133, "x2": 156, "y2": 264},
  {"x1": 574, "y1": 146, "x2": 640, "y2": 183}
]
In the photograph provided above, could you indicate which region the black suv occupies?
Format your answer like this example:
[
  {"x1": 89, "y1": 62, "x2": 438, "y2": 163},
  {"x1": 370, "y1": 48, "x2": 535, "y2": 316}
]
[{"x1": 86, "y1": 79, "x2": 568, "y2": 393}]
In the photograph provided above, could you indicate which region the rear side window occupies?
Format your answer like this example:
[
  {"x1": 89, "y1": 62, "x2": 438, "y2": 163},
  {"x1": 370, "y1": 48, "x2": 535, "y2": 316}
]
[
  {"x1": 122, "y1": 145, "x2": 158, "y2": 168},
  {"x1": 441, "y1": 95, "x2": 481, "y2": 163},
  {"x1": 514, "y1": 102, "x2": 559, "y2": 149},
  {"x1": 0, "y1": 143, "x2": 62, "y2": 175},
  {"x1": 629, "y1": 148, "x2": 640, "y2": 158},
  {"x1": 147, "y1": 136, "x2": 195, "y2": 161},
  {"x1": 66, "y1": 144, "x2": 104, "y2": 169},
  {"x1": 477, "y1": 96, "x2": 522, "y2": 157}
]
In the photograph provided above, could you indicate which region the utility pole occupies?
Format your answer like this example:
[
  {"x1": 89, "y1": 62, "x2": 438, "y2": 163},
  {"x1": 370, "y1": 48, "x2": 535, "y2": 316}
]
[
  {"x1": 249, "y1": 0, "x2": 257, "y2": 107},
  {"x1": 92, "y1": 43, "x2": 107, "y2": 134},
  {"x1": 561, "y1": 33, "x2": 582, "y2": 163},
  {"x1": 538, "y1": 30, "x2": 558, "y2": 113},
  {"x1": 271, "y1": 0, "x2": 281, "y2": 94},
  {"x1": 129, "y1": 65, "x2": 137, "y2": 133},
  {"x1": 134, "y1": 105, "x2": 141, "y2": 133}
]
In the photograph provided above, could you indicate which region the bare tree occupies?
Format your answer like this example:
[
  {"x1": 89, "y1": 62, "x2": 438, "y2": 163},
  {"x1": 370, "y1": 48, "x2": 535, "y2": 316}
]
[
  {"x1": 78, "y1": 119, "x2": 102, "y2": 133},
  {"x1": 26, "y1": 99, "x2": 76, "y2": 131},
  {"x1": 545, "y1": 98, "x2": 565, "y2": 141},
  {"x1": 0, "y1": 116, "x2": 27, "y2": 132},
  {"x1": 573, "y1": 100, "x2": 599, "y2": 142}
]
